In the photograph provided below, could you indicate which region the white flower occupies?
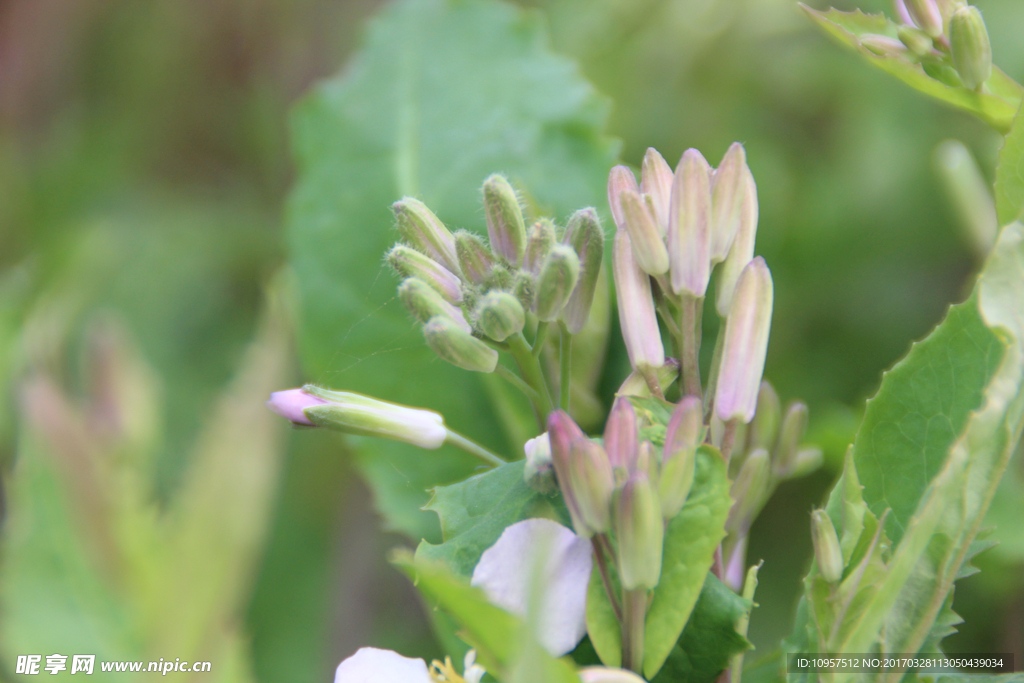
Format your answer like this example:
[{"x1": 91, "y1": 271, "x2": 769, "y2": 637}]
[
  {"x1": 334, "y1": 647, "x2": 430, "y2": 683},
  {"x1": 470, "y1": 518, "x2": 593, "y2": 657}
]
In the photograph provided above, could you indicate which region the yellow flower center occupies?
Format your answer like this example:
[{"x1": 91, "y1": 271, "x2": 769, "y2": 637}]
[{"x1": 429, "y1": 657, "x2": 466, "y2": 683}]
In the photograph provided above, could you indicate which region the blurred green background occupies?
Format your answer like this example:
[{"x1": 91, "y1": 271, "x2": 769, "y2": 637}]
[{"x1": 0, "y1": 0, "x2": 1021, "y2": 680}]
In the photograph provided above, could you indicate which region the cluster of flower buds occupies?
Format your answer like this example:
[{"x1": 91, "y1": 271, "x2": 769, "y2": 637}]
[
  {"x1": 545, "y1": 397, "x2": 703, "y2": 591},
  {"x1": 388, "y1": 176, "x2": 604, "y2": 374},
  {"x1": 860, "y1": 1, "x2": 992, "y2": 92}
]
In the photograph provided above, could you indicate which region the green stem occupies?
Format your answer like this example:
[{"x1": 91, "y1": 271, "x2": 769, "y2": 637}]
[
  {"x1": 508, "y1": 332, "x2": 555, "y2": 423},
  {"x1": 533, "y1": 321, "x2": 550, "y2": 357},
  {"x1": 720, "y1": 418, "x2": 739, "y2": 464},
  {"x1": 704, "y1": 322, "x2": 726, "y2": 420},
  {"x1": 591, "y1": 535, "x2": 622, "y2": 623},
  {"x1": 621, "y1": 588, "x2": 647, "y2": 674},
  {"x1": 495, "y1": 364, "x2": 540, "y2": 403},
  {"x1": 559, "y1": 323, "x2": 572, "y2": 411},
  {"x1": 679, "y1": 293, "x2": 703, "y2": 398},
  {"x1": 444, "y1": 430, "x2": 507, "y2": 467}
]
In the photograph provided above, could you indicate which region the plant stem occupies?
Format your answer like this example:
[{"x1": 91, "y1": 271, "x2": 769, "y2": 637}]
[
  {"x1": 495, "y1": 364, "x2": 540, "y2": 403},
  {"x1": 591, "y1": 535, "x2": 622, "y2": 623},
  {"x1": 444, "y1": 430, "x2": 507, "y2": 467},
  {"x1": 678, "y1": 293, "x2": 703, "y2": 398},
  {"x1": 720, "y1": 418, "x2": 739, "y2": 463},
  {"x1": 621, "y1": 588, "x2": 647, "y2": 674},
  {"x1": 533, "y1": 321, "x2": 550, "y2": 357},
  {"x1": 507, "y1": 332, "x2": 554, "y2": 423},
  {"x1": 559, "y1": 323, "x2": 572, "y2": 411},
  {"x1": 703, "y1": 323, "x2": 725, "y2": 420}
]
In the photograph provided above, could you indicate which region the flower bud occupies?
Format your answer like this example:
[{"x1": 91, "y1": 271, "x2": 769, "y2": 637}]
[
  {"x1": 620, "y1": 189, "x2": 669, "y2": 275},
  {"x1": 604, "y1": 396, "x2": 638, "y2": 471},
  {"x1": 392, "y1": 198, "x2": 460, "y2": 275},
  {"x1": 774, "y1": 401, "x2": 809, "y2": 477},
  {"x1": 659, "y1": 407, "x2": 699, "y2": 520},
  {"x1": 811, "y1": 509, "x2": 844, "y2": 583},
  {"x1": 608, "y1": 165, "x2": 640, "y2": 231},
  {"x1": 548, "y1": 410, "x2": 593, "y2": 537},
  {"x1": 513, "y1": 270, "x2": 536, "y2": 311},
  {"x1": 266, "y1": 387, "x2": 328, "y2": 426},
  {"x1": 483, "y1": 174, "x2": 527, "y2": 265},
  {"x1": 935, "y1": 139, "x2": 998, "y2": 257},
  {"x1": 569, "y1": 439, "x2": 615, "y2": 535},
  {"x1": 897, "y1": 25, "x2": 933, "y2": 56},
  {"x1": 475, "y1": 291, "x2": 525, "y2": 342},
  {"x1": 636, "y1": 440, "x2": 659, "y2": 482},
  {"x1": 950, "y1": 6, "x2": 991, "y2": 90},
  {"x1": 535, "y1": 245, "x2": 580, "y2": 322},
  {"x1": 715, "y1": 257, "x2": 773, "y2": 424},
  {"x1": 561, "y1": 208, "x2": 605, "y2": 334},
  {"x1": 860, "y1": 33, "x2": 909, "y2": 56},
  {"x1": 669, "y1": 148, "x2": 713, "y2": 297},
  {"x1": 715, "y1": 167, "x2": 758, "y2": 317},
  {"x1": 664, "y1": 396, "x2": 703, "y2": 455},
  {"x1": 387, "y1": 244, "x2": 463, "y2": 304},
  {"x1": 747, "y1": 381, "x2": 781, "y2": 452},
  {"x1": 455, "y1": 231, "x2": 497, "y2": 285},
  {"x1": 613, "y1": 229, "x2": 665, "y2": 375},
  {"x1": 399, "y1": 277, "x2": 471, "y2": 332},
  {"x1": 616, "y1": 358, "x2": 680, "y2": 397},
  {"x1": 423, "y1": 316, "x2": 498, "y2": 373},
  {"x1": 641, "y1": 148, "x2": 673, "y2": 235},
  {"x1": 524, "y1": 218, "x2": 556, "y2": 275},
  {"x1": 710, "y1": 142, "x2": 747, "y2": 264},
  {"x1": 905, "y1": 0, "x2": 943, "y2": 38},
  {"x1": 524, "y1": 432, "x2": 557, "y2": 494},
  {"x1": 790, "y1": 447, "x2": 824, "y2": 479},
  {"x1": 726, "y1": 448, "x2": 771, "y2": 534},
  {"x1": 298, "y1": 385, "x2": 448, "y2": 448},
  {"x1": 615, "y1": 473, "x2": 664, "y2": 590}
]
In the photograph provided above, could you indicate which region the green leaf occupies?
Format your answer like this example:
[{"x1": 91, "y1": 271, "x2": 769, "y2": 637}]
[
  {"x1": 286, "y1": 0, "x2": 618, "y2": 540},
  {"x1": 416, "y1": 460, "x2": 570, "y2": 576},
  {"x1": 995, "y1": 105, "x2": 1024, "y2": 226},
  {"x1": 800, "y1": 6, "x2": 1023, "y2": 133},
  {"x1": 644, "y1": 445, "x2": 734, "y2": 678},
  {"x1": 649, "y1": 575, "x2": 751, "y2": 683}
]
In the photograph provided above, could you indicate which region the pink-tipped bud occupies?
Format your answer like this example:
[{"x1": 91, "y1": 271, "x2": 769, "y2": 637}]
[
  {"x1": 455, "y1": 231, "x2": 497, "y2": 285},
  {"x1": 664, "y1": 396, "x2": 703, "y2": 456},
  {"x1": 613, "y1": 229, "x2": 665, "y2": 376},
  {"x1": 548, "y1": 410, "x2": 593, "y2": 538},
  {"x1": 620, "y1": 189, "x2": 669, "y2": 275},
  {"x1": 710, "y1": 142, "x2": 747, "y2": 264},
  {"x1": 266, "y1": 388, "x2": 328, "y2": 426},
  {"x1": 669, "y1": 148, "x2": 713, "y2": 297},
  {"x1": 641, "y1": 148, "x2": 673, "y2": 236},
  {"x1": 387, "y1": 244, "x2": 463, "y2": 304},
  {"x1": 715, "y1": 166, "x2": 758, "y2": 317},
  {"x1": 608, "y1": 165, "x2": 640, "y2": 231},
  {"x1": 604, "y1": 396, "x2": 638, "y2": 471},
  {"x1": 392, "y1": 198, "x2": 460, "y2": 275},
  {"x1": 905, "y1": 0, "x2": 943, "y2": 38},
  {"x1": 569, "y1": 439, "x2": 615, "y2": 535}
]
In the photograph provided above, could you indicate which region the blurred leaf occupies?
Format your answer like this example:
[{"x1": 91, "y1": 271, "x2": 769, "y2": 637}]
[
  {"x1": 286, "y1": 0, "x2": 618, "y2": 541},
  {"x1": 995, "y1": 105, "x2": 1024, "y2": 225},
  {"x1": 800, "y1": 6, "x2": 1022, "y2": 133},
  {"x1": 415, "y1": 460, "x2": 570, "y2": 576}
]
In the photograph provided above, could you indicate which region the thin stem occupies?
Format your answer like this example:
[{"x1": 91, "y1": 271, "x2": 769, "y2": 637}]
[
  {"x1": 720, "y1": 418, "x2": 739, "y2": 464},
  {"x1": 559, "y1": 323, "x2": 572, "y2": 411},
  {"x1": 678, "y1": 294, "x2": 703, "y2": 398},
  {"x1": 507, "y1": 332, "x2": 555, "y2": 422},
  {"x1": 591, "y1": 535, "x2": 622, "y2": 623},
  {"x1": 481, "y1": 338, "x2": 510, "y2": 352},
  {"x1": 444, "y1": 430, "x2": 507, "y2": 467},
  {"x1": 533, "y1": 321, "x2": 550, "y2": 357},
  {"x1": 703, "y1": 322, "x2": 726, "y2": 421},
  {"x1": 621, "y1": 588, "x2": 647, "y2": 674},
  {"x1": 495, "y1": 364, "x2": 540, "y2": 403}
]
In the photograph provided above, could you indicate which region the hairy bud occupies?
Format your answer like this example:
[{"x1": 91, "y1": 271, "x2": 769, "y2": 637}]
[
  {"x1": 475, "y1": 291, "x2": 525, "y2": 342},
  {"x1": 387, "y1": 244, "x2": 463, "y2": 304},
  {"x1": 524, "y1": 218, "x2": 557, "y2": 275},
  {"x1": 536, "y1": 245, "x2": 580, "y2": 322},
  {"x1": 392, "y1": 198, "x2": 460, "y2": 275},
  {"x1": 455, "y1": 231, "x2": 497, "y2": 286},
  {"x1": 483, "y1": 174, "x2": 527, "y2": 264},
  {"x1": 399, "y1": 277, "x2": 471, "y2": 332},
  {"x1": 423, "y1": 316, "x2": 498, "y2": 373}
]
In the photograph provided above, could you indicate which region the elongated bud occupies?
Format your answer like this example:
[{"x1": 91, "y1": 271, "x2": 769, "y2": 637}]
[
  {"x1": 423, "y1": 316, "x2": 498, "y2": 373},
  {"x1": 535, "y1": 245, "x2": 580, "y2": 322},
  {"x1": 665, "y1": 396, "x2": 703, "y2": 455},
  {"x1": 660, "y1": 401, "x2": 700, "y2": 520},
  {"x1": 715, "y1": 167, "x2": 758, "y2": 316},
  {"x1": 617, "y1": 358, "x2": 680, "y2": 397},
  {"x1": 811, "y1": 509, "x2": 844, "y2": 583},
  {"x1": 561, "y1": 208, "x2": 605, "y2": 334},
  {"x1": 548, "y1": 410, "x2": 593, "y2": 537},
  {"x1": 950, "y1": 6, "x2": 991, "y2": 90},
  {"x1": 726, "y1": 448, "x2": 770, "y2": 534},
  {"x1": 790, "y1": 447, "x2": 823, "y2": 479},
  {"x1": 267, "y1": 387, "x2": 328, "y2": 426},
  {"x1": 897, "y1": 25, "x2": 933, "y2": 56},
  {"x1": 513, "y1": 270, "x2": 536, "y2": 311},
  {"x1": 399, "y1": 278, "x2": 471, "y2": 332},
  {"x1": 715, "y1": 257, "x2": 773, "y2": 423},
  {"x1": 710, "y1": 143, "x2": 747, "y2": 264},
  {"x1": 905, "y1": 0, "x2": 943, "y2": 37},
  {"x1": 641, "y1": 148, "x2": 673, "y2": 235},
  {"x1": 604, "y1": 396, "x2": 638, "y2": 471},
  {"x1": 774, "y1": 401, "x2": 809, "y2": 476},
  {"x1": 935, "y1": 139, "x2": 998, "y2": 256},
  {"x1": 524, "y1": 219, "x2": 556, "y2": 274},
  {"x1": 524, "y1": 432, "x2": 557, "y2": 494},
  {"x1": 393, "y1": 198, "x2": 460, "y2": 275},
  {"x1": 297, "y1": 385, "x2": 448, "y2": 448},
  {"x1": 455, "y1": 231, "x2": 497, "y2": 285},
  {"x1": 613, "y1": 230, "x2": 665, "y2": 375},
  {"x1": 620, "y1": 190, "x2": 669, "y2": 275},
  {"x1": 615, "y1": 473, "x2": 664, "y2": 590},
  {"x1": 387, "y1": 244, "x2": 463, "y2": 304},
  {"x1": 669, "y1": 148, "x2": 712, "y2": 297},
  {"x1": 475, "y1": 291, "x2": 525, "y2": 342},
  {"x1": 483, "y1": 174, "x2": 527, "y2": 264},
  {"x1": 636, "y1": 440, "x2": 659, "y2": 482},
  {"x1": 608, "y1": 165, "x2": 640, "y2": 231},
  {"x1": 748, "y1": 381, "x2": 781, "y2": 451},
  {"x1": 569, "y1": 439, "x2": 615, "y2": 534},
  {"x1": 860, "y1": 33, "x2": 908, "y2": 56}
]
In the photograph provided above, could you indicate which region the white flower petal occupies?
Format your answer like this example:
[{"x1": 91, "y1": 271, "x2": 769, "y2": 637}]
[
  {"x1": 334, "y1": 647, "x2": 431, "y2": 683},
  {"x1": 579, "y1": 666, "x2": 648, "y2": 683},
  {"x1": 470, "y1": 518, "x2": 593, "y2": 657}
]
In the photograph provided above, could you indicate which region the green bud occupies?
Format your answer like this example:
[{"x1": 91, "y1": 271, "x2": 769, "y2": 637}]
[
  {"x1": 659, "y1": 439, "x2": 696, "y2": 520},
  {"x1": 906, "y1": 0, "x2": 943, "y2": 38},
  {"x1": 523, "y1": 218, "x2": 557, "y2": 275},
  {"x1": 387, "y1": 244, "x2": 463, "y2": 304},
  {"x1": 789, "y1": 447, "x2": 823, "y2": 479},
  {"x1": 483, "y1": 174, "x2": 527, "y2": 264},
  {"x1": 774, "y1": 401, "x2": 809, "y2": 477},
  {"x1": 524, "y1": 433, "x2": 557, "y2": 494},
  {"x1": 860, "y1": 33, "x2": 909, "y2": 56},
  {"x1": 475, "y1": 291, "x2": 525, "y2": 342},
  {"x1": 569, "y1": 439, "x2": 615, "y2": 535},
  {"x1": 935, "y1": 139, "x2": 998, "y2": 257},
  {"x1": 455, "y1": 231, "x2": 497, "y2": 285},
  {"x1": 423, "y1": 316, "x2": 498, "y2": 373},
  {"x1": 620, "y1": 189, "x2": 669, "y2": 275},
  {"x1": 898, "y1": 25, "x2": 933, "y2": 56},
  {"x1": 726, "y1": 448, "x2": 771, "y2": 535},
  {"x1": 950, "y1": 6, "x2": 992, "y2": 90},
  {"x1": 811, "y1": 509, "x2": 844, "y2": 583},
  {"x1": 637, "y1": 440, "x2": 659, "y2": 482},
  {"x1": 615, "y1": 473, "x2": 664, "y2": 590},
  {"x1": 535, "y1": 245, "x2": 580, "y2": 322},
  {"x1": 710, "y1": 142, "x2": 747, "y2": 264},
  {"x1": 512, "y1": 270, "x2": 536, "y2": 311},
  {"x1": 399, "y1": 278, "x2": 471, "y2": 332},
  {"x1": 302, "y1": 385, "x2": 448, "y2": 449},
  {"x1": 664, "y1": 396, "x2": 703, "y2": 455},
  {"x1": 641, "y1": 148, "x2": 673, "y2": 235},
  {"x1": 748, "y1": 381, "x2": 781, "y2": 452},
  {"x1": 392, "y1": 198, "x2": 460, "y2": 275},
  {"x1": 561, "y1": 208, "x2": 605, "y2": 334}
]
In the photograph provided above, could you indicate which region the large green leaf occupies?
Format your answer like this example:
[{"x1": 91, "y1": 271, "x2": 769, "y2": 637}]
[
  {"x1": 286, "y1": 0, "x2": 618, "y2": 540},
  {"x1": 800, "y1": 6, "x2": 1023, "y2": 133},
  {"x1": 995, "y1": 105, "x2": 1024, "y2": 226}
]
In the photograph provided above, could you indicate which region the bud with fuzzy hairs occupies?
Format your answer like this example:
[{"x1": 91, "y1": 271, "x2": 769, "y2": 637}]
[
  {"x1": 669, "y1": 149, "x2": 713, "y2": 297},
  {"x1": 535, "y1": 245, "x2": 580, "y2": 322},
  {"x1": 523, "y1": 218, "x2": 556, "y2": 275},
  {"x1": 423, "y1": 316, "x2": 498, "y2": 373},
  {"x1": 455, "y1": 231, "x2": 497, "y2": 286},
  {"x1": 475, "y1": 291, "x2": 525, "y2": 342},
  {"x1": 715, "y1": 257, "x2": 773, "y2": 423},
  {"x1": 561, "y1": 208, "x2": 605, "y2": 334},
  {"x1": 613, "y1": 229, "x2": 665, "y2": 378},
  {"x1": 392, "y1": 198, "x2": 460, "y2": 275},
  {"x1": 398, "y1": 278, "x2": 471, "y2": 332},
  {"x1": 482, "y1": 174, "x2": 527, "y2": 264},
  {"x1": 387, "y1": 244, "x2": 463, "y2": 304}
]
